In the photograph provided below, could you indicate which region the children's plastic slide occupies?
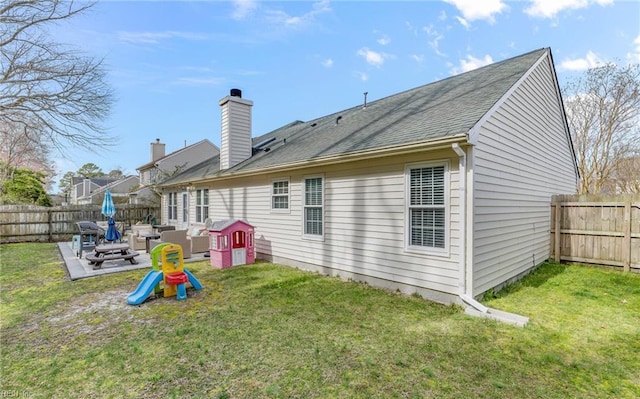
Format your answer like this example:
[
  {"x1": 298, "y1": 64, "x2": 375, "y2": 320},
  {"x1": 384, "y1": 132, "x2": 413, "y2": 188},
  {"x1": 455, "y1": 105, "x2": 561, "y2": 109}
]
[
  {"x1": 127, "y1": 270, "x2": 164, "y2": 305},
  {"x1": 183, "y1": 268, "x2": 203, "y2": 290}
]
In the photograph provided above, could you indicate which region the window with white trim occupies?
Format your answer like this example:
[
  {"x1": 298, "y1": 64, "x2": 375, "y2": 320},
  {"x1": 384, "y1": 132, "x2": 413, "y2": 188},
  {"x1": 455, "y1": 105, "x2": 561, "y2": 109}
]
[
  {"x1": 168, "y1": 192, "x2": 178, "y2": 220},
  {"x1": 407, "y1": 164, "x2": 447, "y2": 250},
  {"x1": 196, "y1": 189, "x2": 209, "y2": 222},
  {"x1": 210, "y1": 234, "x2": 218, "y2": 250},
  {"x1": 303, "y1": 176, "x2": 323, "y2": 237},
  {"x1": 271, "y1": 179, "x2": 289, "y2": 211}
]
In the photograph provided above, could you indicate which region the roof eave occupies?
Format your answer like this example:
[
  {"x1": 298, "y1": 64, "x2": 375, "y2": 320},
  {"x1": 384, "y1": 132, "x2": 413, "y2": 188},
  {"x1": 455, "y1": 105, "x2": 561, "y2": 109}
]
[{"x1": 160, "y1": 134, "x2": 468, "y2": 188}]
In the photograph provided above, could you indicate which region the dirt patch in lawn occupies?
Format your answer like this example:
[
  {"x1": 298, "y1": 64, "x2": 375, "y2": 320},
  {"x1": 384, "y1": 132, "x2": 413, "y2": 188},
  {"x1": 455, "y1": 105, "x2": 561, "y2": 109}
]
[{"x1": 13, "y1": 290, "x2": 160, "y2": 348}]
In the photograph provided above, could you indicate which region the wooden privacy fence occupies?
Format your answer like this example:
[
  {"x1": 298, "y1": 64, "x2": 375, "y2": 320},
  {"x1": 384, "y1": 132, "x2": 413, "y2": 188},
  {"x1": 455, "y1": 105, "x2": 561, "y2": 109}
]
[
  {"x1": 551, "y1": 195, "x2": 640, "y2": 272},
  {"x1": 0, "y1": 204, "x2": 160, "y2": 243}
]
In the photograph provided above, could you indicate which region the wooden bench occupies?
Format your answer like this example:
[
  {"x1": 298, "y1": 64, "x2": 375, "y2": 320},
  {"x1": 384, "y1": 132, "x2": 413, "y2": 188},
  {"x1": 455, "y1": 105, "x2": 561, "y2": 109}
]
[{"x1": 85, "y1": 251, "x2": 140, "y2": 269}]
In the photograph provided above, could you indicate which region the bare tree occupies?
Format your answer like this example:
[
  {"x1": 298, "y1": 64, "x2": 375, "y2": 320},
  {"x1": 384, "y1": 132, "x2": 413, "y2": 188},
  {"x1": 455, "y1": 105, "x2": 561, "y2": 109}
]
[
  {"x1": 563, "y1": 63, "x2": 640, "y2": 194},
  {"x1": 0, "y1": 117, "x2": 51, "y2": 179},
  {"x1": 606, "y1": 155, "x2": 640, "y2": 194},
  {"x1": 0, "y1": 0, "x2": 115, "y2": 154}
]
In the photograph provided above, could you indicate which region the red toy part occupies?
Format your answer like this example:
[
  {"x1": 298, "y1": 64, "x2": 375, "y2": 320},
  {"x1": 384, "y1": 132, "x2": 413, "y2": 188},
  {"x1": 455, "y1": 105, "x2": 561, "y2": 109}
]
[{"x1": 165, "y1": 272, "x2": 189, "y2": 285}]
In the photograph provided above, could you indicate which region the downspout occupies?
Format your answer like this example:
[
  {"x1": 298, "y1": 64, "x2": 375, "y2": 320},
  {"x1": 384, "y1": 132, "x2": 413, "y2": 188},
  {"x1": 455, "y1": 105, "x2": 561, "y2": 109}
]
[{"x1": 452, "y1": 143, "x2": 488, "y2": 314}]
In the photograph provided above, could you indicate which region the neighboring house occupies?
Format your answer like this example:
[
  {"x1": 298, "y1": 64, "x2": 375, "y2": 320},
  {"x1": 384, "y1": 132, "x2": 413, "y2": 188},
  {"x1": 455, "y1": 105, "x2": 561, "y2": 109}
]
[
  {"x1": 89, "y1": 175, "x2": 140, "y2": 204},
  {"x1": 159, "y1": 48, "x2": 578, "y2": 310},
  {"x1": 73, "y1": 175, "x2": 139, "y2": 205},
  {"x1": 130, "y1": 139, "x2": 219, "y2": 207},
  {"x1": 70, "y1": 177, "x2": 118, "y2": 204}
]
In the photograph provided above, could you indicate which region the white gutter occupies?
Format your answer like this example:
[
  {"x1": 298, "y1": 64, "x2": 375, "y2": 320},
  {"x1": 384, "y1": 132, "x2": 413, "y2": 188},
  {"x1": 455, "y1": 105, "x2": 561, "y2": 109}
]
[
  {"x1": 451, "y1": 143, "x2": 469, "y2": 298},
  {"x1": 452, "y1": 143, "x2": 485, "y2": 311},
  {"x1": 453, "y1": 143, "x2": 528, "y2": 326}
]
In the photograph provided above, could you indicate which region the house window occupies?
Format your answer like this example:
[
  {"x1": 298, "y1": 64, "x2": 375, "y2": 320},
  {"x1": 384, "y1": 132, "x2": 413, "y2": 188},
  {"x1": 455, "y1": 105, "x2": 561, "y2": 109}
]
[
  {"x1": 271, "y1": 179, "x2": 289, "y2": 211},
  {"x1": 303, "y1": 176, "x2": 323, "y2": 238},
  {"x1": 182, "y1": 192, "x2": 188, "y2": 223},
  {"x1": 168, "y1": 192, "x2": 178, "y2": 220},
  {"x1": 407, "y1": 164, "x2": 447, "y2": 251},
  {"x1": 196, "y1": 189, "x2": 209, "y2": 222}
]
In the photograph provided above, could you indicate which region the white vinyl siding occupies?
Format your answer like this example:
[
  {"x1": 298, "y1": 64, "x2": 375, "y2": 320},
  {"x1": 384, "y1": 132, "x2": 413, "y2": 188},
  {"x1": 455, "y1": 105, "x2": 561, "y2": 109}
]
[
  {"x1": 407, "y1": 164, "x2": 447, "y2": 251},
  {"x1": 303, "y1": 176, "x2": 323, "y2": 238},
  {"x1": 205, "y1": 152, "x2": 460, "y2": 300},
  {"x1": 220, "y1": 98, "x2": 252, "y2": 169},
  {"x1": 471, "y1": 56, "x2": 578, "y2": 296},
  {"x1": 271, "y1": 179, "x2": 289, "y2": 211}
]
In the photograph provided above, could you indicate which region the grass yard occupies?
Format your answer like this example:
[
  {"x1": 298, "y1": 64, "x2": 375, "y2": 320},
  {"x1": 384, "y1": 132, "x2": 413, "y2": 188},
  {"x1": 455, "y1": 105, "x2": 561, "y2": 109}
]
[{"x1": 1, "y1": 243, "x2": 639, "y2": 398}]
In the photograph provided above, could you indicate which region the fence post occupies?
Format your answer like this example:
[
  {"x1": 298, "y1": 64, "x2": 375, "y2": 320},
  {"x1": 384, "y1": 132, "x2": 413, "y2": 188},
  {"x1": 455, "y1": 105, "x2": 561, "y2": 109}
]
[
  {"x1": 554, "y1": 199, "x2": 561, "y2": 263},
  {"x1": 623, "y1": 201, "x2": 631, "y2": 272},
  {"x1": 48, "y1": 209, "x2": 53, "y2": 242}
]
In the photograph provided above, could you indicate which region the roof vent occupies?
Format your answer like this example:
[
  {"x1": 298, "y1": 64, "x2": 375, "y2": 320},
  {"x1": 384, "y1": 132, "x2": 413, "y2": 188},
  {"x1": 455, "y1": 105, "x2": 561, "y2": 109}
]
[
  {"x1": 230, "y1": 88, "x2": 242, "y2": 98},
  {"x1": 251, "y1": 136, "x2": 276, "y2": 155},
  {"x1": 335, "y1": 115, "x2": 342, "y2": 125}
]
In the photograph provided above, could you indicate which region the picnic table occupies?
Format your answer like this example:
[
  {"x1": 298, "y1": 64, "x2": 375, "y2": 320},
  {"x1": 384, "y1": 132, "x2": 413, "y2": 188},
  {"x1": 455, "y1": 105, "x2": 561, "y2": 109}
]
[{"x1": 85, "y1": 243, "x2": 140, "y2": 269}]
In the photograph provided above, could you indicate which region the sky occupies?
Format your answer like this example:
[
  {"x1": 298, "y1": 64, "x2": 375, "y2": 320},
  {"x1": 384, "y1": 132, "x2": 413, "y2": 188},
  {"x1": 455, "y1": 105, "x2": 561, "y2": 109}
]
[{"x1": 50, "y1": 0, "x2": 640, "y2": 191}]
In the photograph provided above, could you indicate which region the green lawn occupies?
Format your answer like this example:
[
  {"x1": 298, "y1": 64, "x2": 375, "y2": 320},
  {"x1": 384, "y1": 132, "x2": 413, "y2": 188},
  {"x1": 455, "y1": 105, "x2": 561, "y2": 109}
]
[{"x1": 1, "y1": 243, "x2": 639, "y2": 398}]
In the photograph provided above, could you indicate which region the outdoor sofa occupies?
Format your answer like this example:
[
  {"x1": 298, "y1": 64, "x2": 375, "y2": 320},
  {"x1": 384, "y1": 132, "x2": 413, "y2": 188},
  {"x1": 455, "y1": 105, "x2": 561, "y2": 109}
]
[
  {"x1": 126, "y1": 224, "x2": 154, "y2": 251},
  {"x1": 148, "y1": 226, "x2": 210, "y2": 258}
]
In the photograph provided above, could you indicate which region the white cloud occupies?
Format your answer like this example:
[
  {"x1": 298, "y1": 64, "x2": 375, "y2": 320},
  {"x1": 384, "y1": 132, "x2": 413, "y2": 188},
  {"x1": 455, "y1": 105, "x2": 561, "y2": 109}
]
[
  {"x1": 559, "y1": 51, "x2": 603, "y2": 71},
  {"x1": 377, "y1": 34, "x2": 391, "y2": 46},
  {"x1": 423, "y1": 25, "x2": 446, "y2": 56},
  {"x1": 450, "y1": 54, "x2": 494, "y2": 74},
  {"x1": 405, "y1": 21, "x2": 419, "y2": 36},
  {"x1": 354, "y1": 71, "x2": 369, "y2": 81},
  {"x1": 117, "y1": 31, "x2": 207, "y2": 44},
  {"x1": 357, "y1": 47, "x2": 393, "y2": 68},
  {"x1": 231, "y1": 0, "x2": 258, "y2": 20},
  {"x1": 265, "y1": 0, "x2": 331, "y2": 28},
  {"x1": 524, "y1": 0, "x2": 613, "y2": 19},
  {"x1": 628, "y1": 35, "x2": 640, "y2": 63},
  {"x1": 455, "y1": 16, "x2": 471, "y2": 29},
  {"x1": 321, "y1": 58, "x2": 334, "y2": 68},
  {"x1": 411, "y1": 54, "x2": 425, "y2": 63},
  {"x1": 445, "y1": 0, "x2": 507, "y2": 24}
]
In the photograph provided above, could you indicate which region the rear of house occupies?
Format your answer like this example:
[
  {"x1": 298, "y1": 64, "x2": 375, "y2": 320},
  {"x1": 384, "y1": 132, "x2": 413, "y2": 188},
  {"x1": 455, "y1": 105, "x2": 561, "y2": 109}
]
[
  {"x1": 469, "y1": 52, "x2": 577, "y2": 296},
  {"x1": 159, "y1": 47, "x2": 577, "y2": 304}
]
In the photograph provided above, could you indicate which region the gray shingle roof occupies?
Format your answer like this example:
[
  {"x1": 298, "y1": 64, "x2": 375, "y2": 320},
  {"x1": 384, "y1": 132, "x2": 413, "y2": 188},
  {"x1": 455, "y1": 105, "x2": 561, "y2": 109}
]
[
  {"x1": 71, "y1": 176, "x2": 118, "y2": 186},
  {"x1": 162, "y1": 48, "x2": 547, "y2": 187}
]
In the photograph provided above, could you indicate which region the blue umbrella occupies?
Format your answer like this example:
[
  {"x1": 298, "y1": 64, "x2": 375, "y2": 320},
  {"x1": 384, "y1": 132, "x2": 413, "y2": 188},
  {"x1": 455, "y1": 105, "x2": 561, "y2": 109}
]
[
  {"x1": 101, "y1": 189, "x2": 116, "y2": 217},
  {"x1": 105, "y1": 216, "x2": 122, "y2": 242},
  {"x1": 102, "y1": 189, "x2": 121, "y2": 242}
]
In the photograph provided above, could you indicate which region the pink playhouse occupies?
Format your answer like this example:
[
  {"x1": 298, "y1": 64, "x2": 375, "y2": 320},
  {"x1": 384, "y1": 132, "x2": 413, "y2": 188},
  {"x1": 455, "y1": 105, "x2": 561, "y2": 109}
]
[{"x1": 208, "y1": 219, "x2": 255, "y2": 269}]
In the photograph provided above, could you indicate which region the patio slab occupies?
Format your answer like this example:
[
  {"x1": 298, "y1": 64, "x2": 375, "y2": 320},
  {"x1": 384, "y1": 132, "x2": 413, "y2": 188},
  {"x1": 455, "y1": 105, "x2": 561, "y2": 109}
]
[{"x1": 57, "y1": 241, "x2": 210, "y2": 280}]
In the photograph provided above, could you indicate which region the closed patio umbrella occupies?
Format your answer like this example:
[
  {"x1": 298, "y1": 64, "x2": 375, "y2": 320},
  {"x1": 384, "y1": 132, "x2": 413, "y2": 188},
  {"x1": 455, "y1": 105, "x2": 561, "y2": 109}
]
[
  {"x1": 101, "y1": 189, "x2": 116, "y2": 217},
  {"x1": 102, "y1": 189, "x2": 121, "y2": 242},
  {"x1": 105, "y1": 216, "x2": 122, "y2": 242}
]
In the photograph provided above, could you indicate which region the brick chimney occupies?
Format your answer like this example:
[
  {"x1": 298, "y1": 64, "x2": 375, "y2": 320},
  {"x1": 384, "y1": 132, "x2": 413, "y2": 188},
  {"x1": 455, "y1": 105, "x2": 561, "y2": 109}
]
[
  {"x1": 219, "y1": 89, "x2": 253, "y2": 170},
  {"x1": 150, "y1": 138, "x2": 165, "y2": 162}
]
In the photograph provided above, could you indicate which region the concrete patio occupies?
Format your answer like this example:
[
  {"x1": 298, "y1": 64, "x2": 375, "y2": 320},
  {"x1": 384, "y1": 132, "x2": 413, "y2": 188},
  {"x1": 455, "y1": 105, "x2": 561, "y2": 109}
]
[{"x1": 57, "y1": 241, "x2": 210, "y2": 280}]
